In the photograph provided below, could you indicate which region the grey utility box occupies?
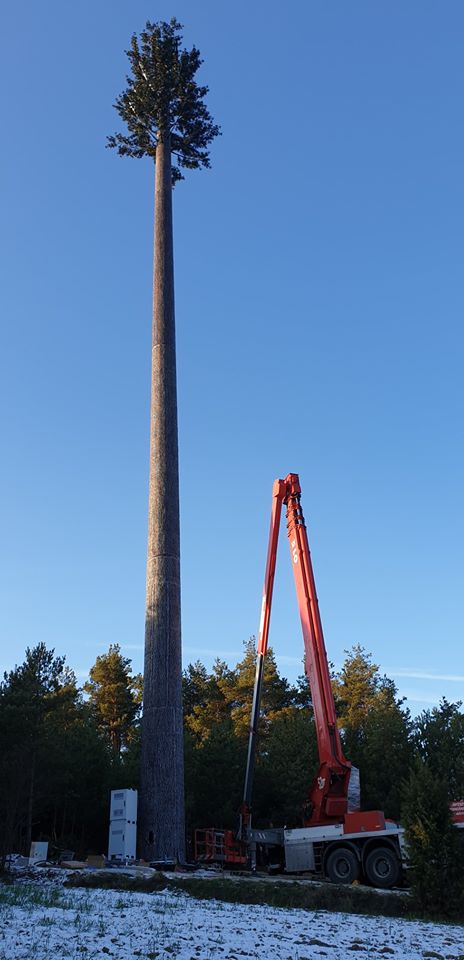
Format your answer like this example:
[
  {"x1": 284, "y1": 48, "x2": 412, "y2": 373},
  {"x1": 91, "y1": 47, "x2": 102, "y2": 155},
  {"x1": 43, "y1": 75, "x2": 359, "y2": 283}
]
[
  {"x1": 110, "y1": 788, "x2": 138, "y2": 823},
  {"x1": 108, "y1": 820, "x2": 137, "y2": 861},
  {"x1": 108, "y1": 789, "x2": 138, "y2": 861}
]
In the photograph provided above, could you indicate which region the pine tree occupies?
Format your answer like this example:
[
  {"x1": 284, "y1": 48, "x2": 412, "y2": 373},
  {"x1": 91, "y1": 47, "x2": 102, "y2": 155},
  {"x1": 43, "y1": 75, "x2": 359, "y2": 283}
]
[
  {"x1": 183, "y1": 659, "x2": 232, "y2": 744},
  {"x1": 226, "y1": 638, "x2": 291, "y2": 740},
  {"x1": 414, "y1": 698, "x2": 464, "y2": 801},
  {"x1": 402, "y1": 758, "x2": 464, "y2": 917},
  {"x1": 0, "y1": 644, "x2": 79, "y2": 858},
  {"x1": 332, "y1": 646, "x2": 412, "y2": 818},
  {"x1": 256, "y1": 706, "x2": 318, "y2": 827},
  {"x1": 84, "y1": 644, "x2": 142, "y2": 756},
  {"x1": 332, "y1": 644, "x2": 380, "y2": 733},
  {"x1": 359, "y1": 680, "x2": 412, "y2": 818},
  {"x1": 108, "y1": 19, "x2": 220, "y2": 862}
]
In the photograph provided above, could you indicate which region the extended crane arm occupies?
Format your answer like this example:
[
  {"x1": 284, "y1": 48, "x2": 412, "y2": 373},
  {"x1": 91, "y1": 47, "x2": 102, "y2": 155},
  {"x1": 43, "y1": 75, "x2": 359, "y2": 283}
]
[
  {"x1": 242, "y1": 474, "x2": 352, "y2": 832},
  {"x1": 242, "y1": 479, "x2": 286, "y2": 813}
]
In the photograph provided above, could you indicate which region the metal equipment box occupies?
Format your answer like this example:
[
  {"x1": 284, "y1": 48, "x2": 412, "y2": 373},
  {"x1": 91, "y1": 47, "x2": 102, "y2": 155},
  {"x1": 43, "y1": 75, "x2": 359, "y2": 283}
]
[
  {"x1": 108, "y1": 789, "x2": 138, "y2": 861},
  {"x1": 110, "y1": 788, "x2": 138, "y2": 823},
  {"x1": 108, "y1": 820, "x2": 137, "y2": 861}
]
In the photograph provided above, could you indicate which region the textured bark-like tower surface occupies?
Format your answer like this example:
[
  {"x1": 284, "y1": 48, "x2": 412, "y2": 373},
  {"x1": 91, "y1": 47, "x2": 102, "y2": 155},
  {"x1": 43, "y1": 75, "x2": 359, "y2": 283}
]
[{"x1": 139, "y1": 136, "x2": 185, "y2": 863}]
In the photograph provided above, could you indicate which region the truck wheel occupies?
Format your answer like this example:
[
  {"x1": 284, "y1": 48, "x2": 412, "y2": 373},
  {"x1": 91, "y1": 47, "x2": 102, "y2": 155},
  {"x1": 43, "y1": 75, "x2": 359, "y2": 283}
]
[
  {"x1": 364, "y1": 847, "x2": 400, "y2": 888},
  {"x1": 325, "y1": 847, "x2": 360, "y2": 884}
]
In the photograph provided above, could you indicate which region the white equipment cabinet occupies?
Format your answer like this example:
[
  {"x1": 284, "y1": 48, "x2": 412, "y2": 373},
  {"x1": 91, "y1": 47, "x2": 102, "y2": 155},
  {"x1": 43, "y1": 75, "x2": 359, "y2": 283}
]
[{"x1": 108, "y1": 789, "x2": 138, "y2": 861}]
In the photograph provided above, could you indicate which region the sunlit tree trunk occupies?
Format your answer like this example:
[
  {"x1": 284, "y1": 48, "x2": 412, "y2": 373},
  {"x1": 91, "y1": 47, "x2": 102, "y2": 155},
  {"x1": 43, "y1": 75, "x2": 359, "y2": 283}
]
[{"x1": 140, "y1": 134, "x2": 185, "y2": 862}]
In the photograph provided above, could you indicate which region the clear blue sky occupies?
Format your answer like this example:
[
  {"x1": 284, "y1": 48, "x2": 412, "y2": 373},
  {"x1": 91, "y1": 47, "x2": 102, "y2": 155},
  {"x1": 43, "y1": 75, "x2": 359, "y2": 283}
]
[{"x1": 1, "y1": 1, "x2": 463, "y2": 714}]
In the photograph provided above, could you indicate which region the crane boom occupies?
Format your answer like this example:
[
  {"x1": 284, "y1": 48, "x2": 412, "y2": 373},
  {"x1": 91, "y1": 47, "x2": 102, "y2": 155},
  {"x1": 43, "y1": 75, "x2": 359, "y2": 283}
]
[{"x1": 242, "y1": 473, "x2": 352, "y2": 830}]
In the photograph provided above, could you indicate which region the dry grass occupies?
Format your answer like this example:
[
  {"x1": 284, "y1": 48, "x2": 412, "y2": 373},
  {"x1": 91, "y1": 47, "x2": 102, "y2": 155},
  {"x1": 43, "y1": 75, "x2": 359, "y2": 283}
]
[{"x1": 64, "y1": 870, "x2": 414, "y2": 918}]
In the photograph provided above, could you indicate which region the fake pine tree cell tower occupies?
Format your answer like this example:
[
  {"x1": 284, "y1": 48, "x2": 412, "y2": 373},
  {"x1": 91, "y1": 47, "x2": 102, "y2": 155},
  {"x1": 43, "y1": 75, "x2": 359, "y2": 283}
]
[{"x1": 108, "y1": 19, "x2": 220, "y2": 862}]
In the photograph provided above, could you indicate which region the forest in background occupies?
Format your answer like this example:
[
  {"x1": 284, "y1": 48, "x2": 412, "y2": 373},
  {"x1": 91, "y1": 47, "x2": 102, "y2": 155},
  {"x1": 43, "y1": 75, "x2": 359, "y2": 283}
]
[{"x1": 0, "y1": 640, "x2": 463, "y2": 913}]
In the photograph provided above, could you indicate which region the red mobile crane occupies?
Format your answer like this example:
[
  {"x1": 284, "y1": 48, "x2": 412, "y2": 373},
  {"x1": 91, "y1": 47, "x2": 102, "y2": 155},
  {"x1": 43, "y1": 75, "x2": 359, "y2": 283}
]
[
  {"x1": 241, "y1": 473, "x2": 353, "y2": 831},
  {"x1": 195, "y1": 474, "x2": 406, "y2": 886}
]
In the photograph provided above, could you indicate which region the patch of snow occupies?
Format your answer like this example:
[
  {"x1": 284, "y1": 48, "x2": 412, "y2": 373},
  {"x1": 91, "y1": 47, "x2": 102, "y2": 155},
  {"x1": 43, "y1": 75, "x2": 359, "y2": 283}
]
[{"x1": 0, "y1": 879, "x2": 462, "y2": 960}]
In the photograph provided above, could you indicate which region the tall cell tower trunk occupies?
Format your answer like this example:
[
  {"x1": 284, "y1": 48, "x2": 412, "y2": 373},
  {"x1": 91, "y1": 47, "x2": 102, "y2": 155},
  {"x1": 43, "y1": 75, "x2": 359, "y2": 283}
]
[{"x1": 140, "y1": 135, "x2": 186, "y2": 863}]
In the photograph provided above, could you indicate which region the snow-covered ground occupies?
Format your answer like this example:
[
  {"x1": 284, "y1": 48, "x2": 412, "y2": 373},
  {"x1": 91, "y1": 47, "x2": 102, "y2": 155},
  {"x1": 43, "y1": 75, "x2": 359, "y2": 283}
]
[{"x1": 1, "y1": 879, "x2": 463, "y2": 960}]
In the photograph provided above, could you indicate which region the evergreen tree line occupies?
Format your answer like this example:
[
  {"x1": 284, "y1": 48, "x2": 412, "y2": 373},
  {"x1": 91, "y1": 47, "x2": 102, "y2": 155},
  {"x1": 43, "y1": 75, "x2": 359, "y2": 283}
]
[
  {"x1": 1, "y1": 640, "x2": 463, "y2": 914},
  {"x1": 0, "y1": 644, "x2": 142, "y2": 863}
]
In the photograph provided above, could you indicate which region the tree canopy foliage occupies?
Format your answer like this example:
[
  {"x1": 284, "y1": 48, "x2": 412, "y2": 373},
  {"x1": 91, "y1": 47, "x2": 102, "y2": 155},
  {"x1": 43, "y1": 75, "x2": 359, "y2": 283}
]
[
  {"x1": 332, "y1": 645, "x2": 413, "y2": 819},
  {"x1": 413, "y1": 697, "x2": 464, "y2": 801},
  {"x1": 83, "y1": 644, "x2": 142, "y2": 757},
  {"x1": 107, "y1": 18, "x2": 220, "y2": 182},
  {"x1": 402, "y1": 758, "x2": 464, "y2": 916}
]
